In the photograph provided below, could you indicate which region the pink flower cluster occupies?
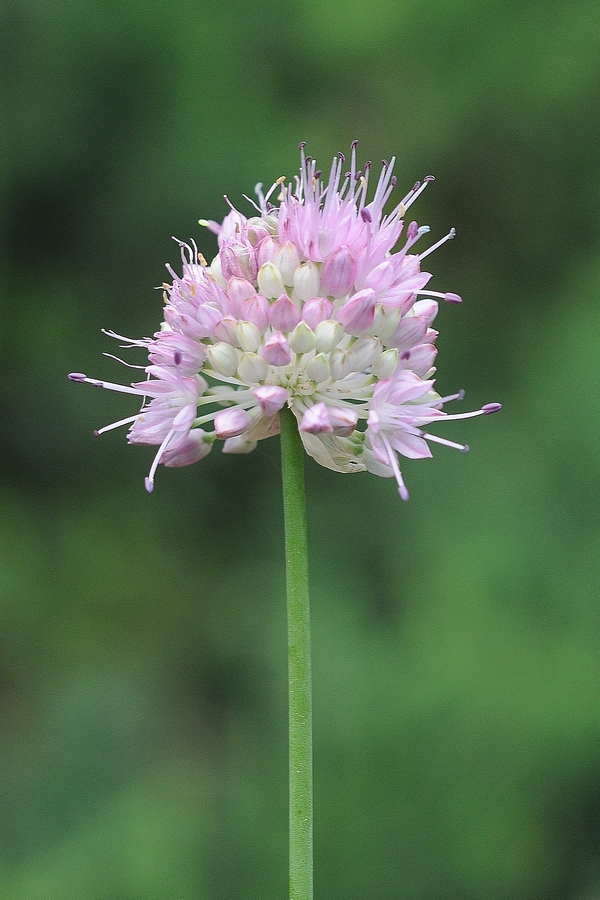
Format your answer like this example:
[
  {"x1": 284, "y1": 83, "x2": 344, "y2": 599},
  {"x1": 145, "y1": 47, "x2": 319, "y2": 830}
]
[{"x1": 69, "y1": 143, "x2": 500, "y2": 498}]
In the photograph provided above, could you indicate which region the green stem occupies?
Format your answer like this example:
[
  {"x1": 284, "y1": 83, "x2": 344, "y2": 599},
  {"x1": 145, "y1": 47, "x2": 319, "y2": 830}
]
[{"x1": 279, "y1": 406, "x2": 313, "y2": 900}]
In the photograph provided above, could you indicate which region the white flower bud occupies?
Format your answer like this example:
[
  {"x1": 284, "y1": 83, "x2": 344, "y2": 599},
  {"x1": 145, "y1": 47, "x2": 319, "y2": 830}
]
[
  {"x1": 237, "y1": 352, "x2": 269, "y2": 384},
  {"x1": 257, "y1": 261, "x2": 285, "y2": 299},
  {"x1": 349, "y1": 335, "x2": 382, "y2": 371},
  {"x1": 235, "y1": 320, "x2": 261, "y2": 352},
  {"x1": 305, "y1": 353, "x2": 331, "y2": 384},
  {"x1": 207, "y1": 341, "x2": 239, "y2": 377},
  {"x1": 371, "y1": 348, "x2": 399, "y2": 379},
  {"x1": 371, "y1": 304, "x2": 402, "y2": 341},
  {"x1": 293, "y1": 261, "x2": 320, "y2": 302},
  {"x1": 208, "y1": 254, "x2": 227, "y2": 289},
  {"x1": 274, "y1": 241, "x2": 302, "y2": 286},
  {"x1": 314, "y1": 319, "x2": 344, "y2": 353},
  {"x1": 289, "y1": 321, "x2": 316, "y2": 354},
  {"x1": 330, "y1": 347, "x2": 353, "y2": 381}
]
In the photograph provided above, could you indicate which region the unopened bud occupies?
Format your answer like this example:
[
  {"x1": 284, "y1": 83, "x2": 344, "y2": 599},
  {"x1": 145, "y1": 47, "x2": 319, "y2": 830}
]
[
  {"x1": 237, "y1": 351, "x2": 269, "y2": 384},
  {"x1": 293, "y1": 261, "x2": 320, "y2": 302},
  {"x1": 257, "y1": 261, "x2": 285, "y2": 299},
  {"x1": 314, "y1": 319, "x2": 344, "y2": 353},
  {"x1": 289, "y1": 321, "x2": 316, "y2": 354},
  {"x1": 207, "y1": 341, "x2": 239, "y2": 377}
]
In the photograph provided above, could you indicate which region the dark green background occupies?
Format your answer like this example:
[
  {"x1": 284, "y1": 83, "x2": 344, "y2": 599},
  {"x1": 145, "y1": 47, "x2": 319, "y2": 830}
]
[{"x1": 1, "y1": 1, "x2": 597, "y2": 897}]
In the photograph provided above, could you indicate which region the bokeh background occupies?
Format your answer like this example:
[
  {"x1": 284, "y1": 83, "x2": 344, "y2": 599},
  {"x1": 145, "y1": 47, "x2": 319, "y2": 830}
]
[{"x1": 1, "y1": 1, "x2": 597, "y2": 897}]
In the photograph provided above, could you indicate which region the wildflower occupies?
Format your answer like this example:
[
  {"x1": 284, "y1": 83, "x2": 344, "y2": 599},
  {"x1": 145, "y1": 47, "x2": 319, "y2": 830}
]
[{"x1": 69, "y1": 142, "x2": 500, "y2": 496}]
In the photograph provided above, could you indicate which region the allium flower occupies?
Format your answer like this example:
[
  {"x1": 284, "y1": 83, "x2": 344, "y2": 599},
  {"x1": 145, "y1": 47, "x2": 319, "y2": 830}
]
[{"x1": 69, "y1": 142, "x2": 500, "y2": 497}]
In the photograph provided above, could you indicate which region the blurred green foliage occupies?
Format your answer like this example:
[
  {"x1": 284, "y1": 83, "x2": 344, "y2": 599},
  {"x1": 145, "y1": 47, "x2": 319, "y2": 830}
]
[{"x1": 0, "y1": 0, "x2": 597, "y2": 897}]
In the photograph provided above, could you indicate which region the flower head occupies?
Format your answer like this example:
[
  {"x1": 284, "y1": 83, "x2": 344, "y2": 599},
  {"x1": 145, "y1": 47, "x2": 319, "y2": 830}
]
[{"x1": 69, "y1": 143, "x2": 500, "y2": 497}]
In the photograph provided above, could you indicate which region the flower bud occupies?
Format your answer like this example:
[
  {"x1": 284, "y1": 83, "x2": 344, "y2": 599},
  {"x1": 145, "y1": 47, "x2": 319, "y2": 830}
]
[
  {"x1": 214, "y1": 314, "x2": 239, "y2": 344},
  {"x1": 222, "y1": 435, "x2": 257, "y2": 454},
  {"x1": 274, "y1": 241, "x2": 301, "y2": 286},
  {"x1": 337, "y1": 289, "x2": 376, "y2": 335},
  {"x1": 330, "y1": 347, "x2": 353, "y2": 380},
  {"x1": 257, "y1": 236, "x2": 278, "y2": 268},
  {"x1": 289, "y1": 321, "x2": 316, "y2": 354},
  {"x1": 412, "y1": 298, "x2": 439, "y2": 324},
  {"x1": 371, "y1": 304, "x2": 402, "y2": 341},
  {"x1": 235, "y1": 320, "x2": 261, "y2": 352},
  {"x1": 320, "y1": 246, "x2": 356, "y2": 298},
  {"x1": 302, "y1": 297, "x2": 334, "y2": 330},
  {"x1": 299, "y1": 402, "x2": 333, "y2": 434},
  {"x1": 214, "y1": 407, "x2": 253, "y2": 439},
  {"x1": 258, "y1": 261, "x2": 285, "y2": 299},
  {"x1": 349, "y1": 334, "x2": 382, "y2": 370},
  {"x1": 162, "y1": 429, "x2": 213, "y2": 467},
  {"x1": 305, "y1": 353, "x2": 331, "y2": 384},
  {"x1": 372, "y1": 348, "x2": 399, "y2": 379},
  {"x1": 260, "y1": 331, "x2": 291, "y2": 366},
  {"x1": 314, "y1": 319, "x2": 344, "y2": 353},
  {"x1": 269, "y1": 293, "x2": 300, "y2": 331},
  {"x1": 329, "y1": 407, "x2": 359, "y2": 437},
  {"x1": 207, "y1": 341, "x2": 239, "y2": 377},
  {"x1": 293, "y1": 261, "x2": 320, "y2": 302},
  {"x1": 227, "y1": 276, "x2": 256, "y2": 305},
  {"x1": 241, "y1": 293, "x2": 270, "y2": 333},
  {"x1": 208, "y1": 253, "x2": 227, "y2": 289},
  {"x1": 237, "y1": 351, "x2": 269, "y2": 383},
  {"x1": 253, "y1": 385, "x2": 288, "y2": 416}
]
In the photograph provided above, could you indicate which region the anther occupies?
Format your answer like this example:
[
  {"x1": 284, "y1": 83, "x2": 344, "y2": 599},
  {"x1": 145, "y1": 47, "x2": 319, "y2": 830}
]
[
  {"x1": 482, "y1": 403, "x2": 502, "y2": 414},
  {"x1": 361, "y1": 208, "x2": 372, "y2": 223},
  {"x1": 351, "y1": 139, "x2": 358, "y2": 149}
]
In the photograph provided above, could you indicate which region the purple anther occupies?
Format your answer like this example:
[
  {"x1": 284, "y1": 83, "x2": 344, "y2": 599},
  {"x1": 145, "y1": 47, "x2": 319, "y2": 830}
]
[
  {"x1": 444, "y1": 292, "x2": 462, "y2": 303},
  {"x1": 391, "y1": 176, "x2": 397, "y2": 187},
  {"x1": 364, "y1": 161, "x2": 372, "y2": 171},
  {"x1": 173, "y1": 351, "x2": 182, "y2": 366},
  {"x1": 298, "y1": 141, "x2": 306, "y2": 150},
  {"x1": 381, "y1": 158, "x2": 389, "y2": 168},
  {"x1": 424, "y1": 175, "x2": 435, "y2": 183},
  {"x1": 351, "y1": 139, "x2": 359, "y2": 149},
  {"x1": 406, "y1": 221, "x2": 419, "y2": 240},
  {"x1": 338, "y1": 152, "x2": 345, "y2": 162},
  {"x1": 361, "y1": 208, "x2": 372, "y2": 223},
  {"x1": 144, "y1": 477, "x2": 154, "y2": 493},
  {"x1": 400, "y1": 350, "x2": 411, "y2": 360},
  {"x1": 92, "y1": 429, "x2": 100, "y2": 437},
  {"x1": 482, "y1": 403, "x2": 502, "y2": 414},
  {"x1": 461, "y1": 444, "x2": 470, "y2": 453},
  {"x1": 68, "y1": 372, "x2": 87, "y2": 382}
]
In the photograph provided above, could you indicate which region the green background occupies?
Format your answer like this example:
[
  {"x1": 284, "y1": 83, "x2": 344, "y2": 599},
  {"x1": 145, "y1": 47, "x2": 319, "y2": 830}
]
[{"x1": 1, "y1": 1, "x2": 597, "y2": 897}]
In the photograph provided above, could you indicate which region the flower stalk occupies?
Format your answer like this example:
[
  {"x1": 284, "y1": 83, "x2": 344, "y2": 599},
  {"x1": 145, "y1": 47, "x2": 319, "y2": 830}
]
[{"x1": 280, "y1": 405, "x2": 313, "y2": 900}]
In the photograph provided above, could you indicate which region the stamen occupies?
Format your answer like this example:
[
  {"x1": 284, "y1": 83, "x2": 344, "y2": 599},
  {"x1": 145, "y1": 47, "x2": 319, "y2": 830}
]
[
  {"x1": 403, "y1": 175, "x2": 435, "y2": 211},
  {"x1": 382, "y1": 435, "x2": 410, "y2": 501},
  {"x1": 414, "y1": 290, "x2": 462, "y2": 303},
  {"x1": 423, "y1": 432, "x2": 469, "y2": 452},
  {"x1": 145, "y1": 427, "x2": 177, "y2": 493},
  {"x1": 94, "y1": 413, "x2": 141, "y2": 436},
  {"x1": 102, "y1": 353, "x2": 145, "y2": 369},
  {"x1": 68, "y1": 373, "x2": 145, "y2": 396},
  {"x1": 419, "y1": 227, "x2": 456, "y2": 261},
  {"x1": 438, "y1": 389, "x2": 465, "y2": 404},
  {"x1": 440, "y1": 404, "x2": 501, "y2": 422}
]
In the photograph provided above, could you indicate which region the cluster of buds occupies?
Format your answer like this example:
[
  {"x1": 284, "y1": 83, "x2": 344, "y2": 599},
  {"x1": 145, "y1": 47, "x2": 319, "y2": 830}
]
[{"x1": 69, "y1": 143, "x2": 500, "y2": 498}]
